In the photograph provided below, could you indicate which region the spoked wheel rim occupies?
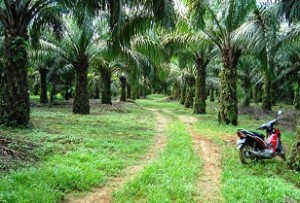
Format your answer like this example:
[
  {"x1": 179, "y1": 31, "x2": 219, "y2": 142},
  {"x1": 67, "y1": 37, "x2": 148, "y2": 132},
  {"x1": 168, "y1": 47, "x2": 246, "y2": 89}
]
[{"x1": 239, "y1": 144, "x2": 256, "y2": 164}]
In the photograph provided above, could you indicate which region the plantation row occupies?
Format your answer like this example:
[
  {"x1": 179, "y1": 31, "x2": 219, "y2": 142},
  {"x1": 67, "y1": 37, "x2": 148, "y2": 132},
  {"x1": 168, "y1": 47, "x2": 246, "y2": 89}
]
[
  {"x1": 1, "y1": 96, "x2": 299, "y2": 202},
  {"x1": 0, "y1": 1, "x2": 300, "y2": 169}
]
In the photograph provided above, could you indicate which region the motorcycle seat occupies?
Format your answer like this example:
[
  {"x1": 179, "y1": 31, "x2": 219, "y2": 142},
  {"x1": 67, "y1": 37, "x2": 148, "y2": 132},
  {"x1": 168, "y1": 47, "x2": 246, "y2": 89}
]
[{"x1": 250, "y1": 131, "x2": 265, "y2": 140}]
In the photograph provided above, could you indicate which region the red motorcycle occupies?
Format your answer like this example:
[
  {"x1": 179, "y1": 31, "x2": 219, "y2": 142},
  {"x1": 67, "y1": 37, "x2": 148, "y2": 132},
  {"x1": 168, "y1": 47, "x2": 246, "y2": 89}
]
[{"x1": 236, "y1": 111, "x2": 286, "y2": 164}]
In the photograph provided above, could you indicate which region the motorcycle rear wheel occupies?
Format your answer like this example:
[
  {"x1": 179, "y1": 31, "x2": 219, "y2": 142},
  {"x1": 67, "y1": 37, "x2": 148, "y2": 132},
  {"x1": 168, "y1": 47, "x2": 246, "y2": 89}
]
[
  {"x1": 239, "y1": 144, "x2": 257, "y2": 164},
  {"x1": 279, "y1": 154, "x2": 286, "y2": 161},
  {"x1": 277, "y1": 141, "x2": 286, "y2": 161}
]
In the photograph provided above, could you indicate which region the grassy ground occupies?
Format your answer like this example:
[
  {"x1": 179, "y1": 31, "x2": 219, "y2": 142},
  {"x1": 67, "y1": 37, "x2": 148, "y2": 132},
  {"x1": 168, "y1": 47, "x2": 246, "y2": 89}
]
[
  {"x1": 0, "y1": 102, "x2": 155, "y2": 203},
  {"x1": 1, "y1": 95, "x2": 299, "y2": 203},
  {"x1": 143, "y1": 95, "x2": 300, "y2": 203},
  {"x1": 114, "y1": 119, "x2": 200, "y2": 203},
  {"x1": 190, "y1": 104, "x2": 300, "y2": 203}
]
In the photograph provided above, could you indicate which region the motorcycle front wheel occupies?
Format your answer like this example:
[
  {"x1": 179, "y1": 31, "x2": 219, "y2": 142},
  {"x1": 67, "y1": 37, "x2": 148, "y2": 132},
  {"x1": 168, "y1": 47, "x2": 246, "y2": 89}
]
[{"x1": 239, "y1": 144, "x2": 257, "y2": 164}]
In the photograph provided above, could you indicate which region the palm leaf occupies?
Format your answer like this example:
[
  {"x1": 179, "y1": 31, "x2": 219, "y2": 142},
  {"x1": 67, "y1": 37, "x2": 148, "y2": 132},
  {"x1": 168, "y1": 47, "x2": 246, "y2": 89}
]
[
  {"x1": 186, "y1": 0, "x2": 208, "y2": 29},
  {"x1": 132, "y1": 34, "x2": 164, "y2": 65},
  {"x1": 287, "y1": 23, "x2": 300, "y2": 40}
]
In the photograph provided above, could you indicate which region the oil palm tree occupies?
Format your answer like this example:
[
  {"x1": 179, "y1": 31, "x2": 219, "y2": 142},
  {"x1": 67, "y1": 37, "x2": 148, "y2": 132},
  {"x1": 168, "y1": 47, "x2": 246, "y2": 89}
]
[
  {"x1": 128, "y1": 32, "x2": 165, "y2": 99},
  {"x1": 52, "y1": 14, "x2": 106, "y2": 113},
  {"x1": 164, "y1": 32, "x2": 214, "y2": 112},
  {"x1": 188, "y1": 0, "x2": 256, "y2": 125},
  {"x1": 29, "y1": 26, "x2": 61, "y2": 104},
  {"x1": 29, "y1": 51, "x2": 56, "y2": 104},
  {"x1": 162, "y1": 10, "x2": 215, "y2": 113},
  {"x1": 235, "y1": 5, "x2": 282, "y2": 111},
  {"x1": 95, "y1": 0, "x2": 175, "y2": 101},
  {"x1": 91, "y1": 51, "x2": 125, "y2": 104},
  {"x1": 237, "y1": 55, "x2": 261, "y2": 107},
  {"x1": 0, "y1": 0, "x2": 54, "y2": 126},
  {"x1": 277, "y1": 0, "x2": 300, "y2": 171}
]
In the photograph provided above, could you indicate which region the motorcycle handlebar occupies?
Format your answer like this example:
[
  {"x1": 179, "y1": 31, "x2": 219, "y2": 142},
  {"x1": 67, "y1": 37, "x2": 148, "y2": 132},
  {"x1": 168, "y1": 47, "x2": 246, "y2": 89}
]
[{"x1": 256, "y1": 119, "x2": 279, "y2": 131}]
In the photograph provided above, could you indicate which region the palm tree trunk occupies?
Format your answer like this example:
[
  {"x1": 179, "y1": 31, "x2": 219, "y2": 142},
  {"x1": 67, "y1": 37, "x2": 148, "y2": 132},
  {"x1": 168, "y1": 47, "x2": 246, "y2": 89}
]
[
  {"x1": 216, "y1": 89, "x2": 220, "y2": 102},
  {"x1": 64, "y1": 81, "x2": 72, "y2": 100},
  {"x1": 130, "y1": 67, "x2": 139, "y2": 100},
  {"x1": 209, "y1": 87, "x2": 215, "y2": 102},
  {"x1": 127, "y1": 84, "x2": 131, "y2": 99},
  {"x1": 100, "y1": 68, "x2": 112, "y2": 105},
  {"x1": 184, "y1": 76, "x2": 195, "y2": 108},
  {"x1": 130, "y1": 80, "x2": 139, "y2": 100},
  {"x1": 0, "y1": 36, "x2": 29, "y2": 126},
  {"x1": 40, "y1": 68, "x2": 48, "y2": 104},
  {"x1": 289, "y1": 120, "x2": 300, "y2": 171},
  {"x1": 241, "y1": 78, "x2": 251, "y2": 107},
  {"x1": 33, "y1": 82, "x2": 39, "y2": 95},
  {"x1": 194, "y1": 56, "x2": 208, "y2": 114},
  {"x1": 218, "y1": 66, "x2": 238, "y2": 125},
  {"x1": 218, "y1": 47, "x2": 240, "y2": 125},
  {"x1": 172, "y1": 81, "x2": 181, "y2": 100},
  {"x1": 73, "y1": 63, "x2": 90, "y2": 114},
  {"x1": 131, "y1": 86, "x2": 139, "y2": 100},
  {"x1": 184, "y1": 86, "x2": 194, "y2": 108},
  {"x1": 294, "y1": 82, "x2": 300, "y2": 110},
  {"x1": 180, "y1": 85, "x2": 186, "y2": 105},
  {"x1": 119, "y1": 76, "x2": 127, "y2": 102},
  {"x1": 94, "y1": 80, "x2": 100, "y2": 99},
  {"x1": 262, "y1": 72, "x2": 272, "y2": 111},
  {"x1": 50, "y1": 84, "x2": 57, "y2": 102},
  {"x1": 252, "y1": 85, "x2": 258, "y2": 104}
]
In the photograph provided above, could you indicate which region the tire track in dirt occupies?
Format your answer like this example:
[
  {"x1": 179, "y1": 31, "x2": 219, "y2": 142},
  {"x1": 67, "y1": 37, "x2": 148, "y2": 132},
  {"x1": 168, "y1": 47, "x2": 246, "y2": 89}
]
[
  {"x1": 66, "y1": 109, "x2": 169, "y2": 203},
  {"x1": 178, "y1": 115, "x2": 223, "y2": 203}
]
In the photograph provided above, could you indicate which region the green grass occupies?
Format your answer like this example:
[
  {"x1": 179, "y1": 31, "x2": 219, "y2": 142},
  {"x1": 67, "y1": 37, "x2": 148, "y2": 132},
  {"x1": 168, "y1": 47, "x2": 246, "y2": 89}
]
[
  {"x1": 1, "y1": 95, "x2": 299, "y2": 203},
  {"x1": 221, "y1": 146, "x2": 300, "y2": 203},
  {"x1": 0, "y1": 102, "x2": 155, "y2": 203},
  {"x1": 188, "y1": 102, "x2": 300, "y2": 203},
  {"x1": 113, "y1": 119, "x2": 201, "y2": 203},
  {"x1": 137, "y1": 95, "x2": 300, "y2": 202}
]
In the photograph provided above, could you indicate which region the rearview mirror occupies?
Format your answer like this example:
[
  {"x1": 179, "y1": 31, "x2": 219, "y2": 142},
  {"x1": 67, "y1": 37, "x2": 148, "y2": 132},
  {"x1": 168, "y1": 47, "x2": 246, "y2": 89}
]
[{"x1": 277, "y1": 110, "x2": 283, "y2": 118}]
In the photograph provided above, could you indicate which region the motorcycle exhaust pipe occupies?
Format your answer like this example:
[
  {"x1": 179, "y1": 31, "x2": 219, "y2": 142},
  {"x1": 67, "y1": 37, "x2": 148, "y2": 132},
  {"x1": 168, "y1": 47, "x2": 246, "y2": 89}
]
[{"x1": 250, "y1": 150, "x2": 273, "y2": 159}]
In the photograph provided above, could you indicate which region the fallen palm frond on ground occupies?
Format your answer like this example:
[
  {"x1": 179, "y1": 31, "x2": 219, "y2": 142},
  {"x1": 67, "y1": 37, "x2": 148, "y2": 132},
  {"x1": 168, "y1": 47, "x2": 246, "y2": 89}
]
[
  {"x1": 0, "y1": 136, "x2": 38, "y2": 161},
  {"x1": 0, "y1": 135, "x2": 40, "y2": 172}
]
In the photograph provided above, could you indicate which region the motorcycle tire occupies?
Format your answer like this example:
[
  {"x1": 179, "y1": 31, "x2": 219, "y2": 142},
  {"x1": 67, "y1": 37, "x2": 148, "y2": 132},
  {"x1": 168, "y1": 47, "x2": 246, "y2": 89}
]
[
  {"x1": 279, "y1": 154, "x2": 286, "y2": 161},
  {"x1": 239, "y1": 143, "x2": 257, "y2": 164},
  {"x1": 277, "y1": 141, "x2": 286, "y2": 161}
]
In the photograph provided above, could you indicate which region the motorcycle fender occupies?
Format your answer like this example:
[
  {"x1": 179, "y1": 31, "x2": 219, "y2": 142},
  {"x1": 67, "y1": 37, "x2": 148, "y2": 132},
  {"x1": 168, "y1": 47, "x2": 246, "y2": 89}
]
[{"x1": 236, "y1": 139, "x2": 246, "y2": 149}]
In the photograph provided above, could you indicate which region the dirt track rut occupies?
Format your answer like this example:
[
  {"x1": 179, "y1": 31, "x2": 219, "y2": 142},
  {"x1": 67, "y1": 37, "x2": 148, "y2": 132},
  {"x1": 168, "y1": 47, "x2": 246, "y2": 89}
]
[
  {"x1": 67, "y1": 110, "x2": 222, "y2": 203},
  {"x1": 179, "y1": 115, "x2": 223, "y2": 203},
  {"x1": 66, "y1": 109, "x2": 169, "y2": 203}
]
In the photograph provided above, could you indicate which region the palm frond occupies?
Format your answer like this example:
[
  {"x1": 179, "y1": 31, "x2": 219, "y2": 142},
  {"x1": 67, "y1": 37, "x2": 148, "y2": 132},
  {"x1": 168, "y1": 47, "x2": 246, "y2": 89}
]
[
  {"x1": 234, "y1": 7, "x2": 280, "y2": 53},
  {"x1": 116, "y1": 12, "x2": 151, "y2": 45},
  {"x1": 237, "y1": 55, "x2": 261, "y2": 80},
  {"x1": 287, "y1": 23, "x2": 300, "y2": 40},
  {"x1": 206, "y1": 76, "x2": 220, "y2": 89},
  {"x1": 186, "y1": 0, "x2": 208, "y2": 29},
  {"x1": 225, "y1": 0, "x2": 256, "y2": 32},
  {"x1": 275, "y1": 0, "x2": 300, "y2": 22},
  {"x1": 162, "y1": 32, "x2": 202, "y2": 50},
  {"x1": 0, "y1": 36, "x2": 4, "y2": 50},
  {"x1": 59, "y1": 64, "x2": 75, "y2": 76},
  {"x1": 132, "y1": 35, "x2": 164, "y2": 66},
  {"x1": 145, "y1": 0, "x2": 176, "y2": 29}
]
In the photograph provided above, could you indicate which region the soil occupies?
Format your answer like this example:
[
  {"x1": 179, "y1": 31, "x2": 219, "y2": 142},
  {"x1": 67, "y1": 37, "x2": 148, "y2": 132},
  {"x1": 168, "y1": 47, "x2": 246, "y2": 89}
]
[
  {"x1": 179, "y1": 115, "x2": 223, "y2": 203},
  {"x1": 66, "y1": 110, "x2": 223, "y2": 203},
  {"x1": 66, "y1": 109, "x2": 169, "y2": 203}
]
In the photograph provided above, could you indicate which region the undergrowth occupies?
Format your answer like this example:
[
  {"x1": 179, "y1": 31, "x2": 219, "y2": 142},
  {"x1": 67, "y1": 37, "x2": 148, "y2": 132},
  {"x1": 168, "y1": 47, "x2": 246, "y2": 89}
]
[
  {"x1": 1, "y1": 95, "x2": 299, "y2": 203},
  {"x1": 138, "y1": 95, "x2": 300, "y2": 202},
  {"x1": 113, "y1": 119, "x2": 201, "y2": 203},
  {"x1": 0, "y1": 102, "x2": 155, "y2": 203}
]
